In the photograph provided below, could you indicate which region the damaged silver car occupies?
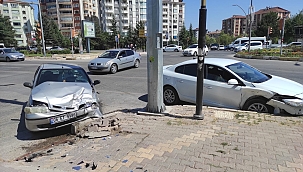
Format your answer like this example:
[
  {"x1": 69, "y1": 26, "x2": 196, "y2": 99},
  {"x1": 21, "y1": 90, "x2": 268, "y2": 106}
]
[
  {"x1": 23, "y1": 63, "x2": 102, "y2": 132},
  {"x1": 163, "y1": 58, "x2": 303, "y2": 115}
]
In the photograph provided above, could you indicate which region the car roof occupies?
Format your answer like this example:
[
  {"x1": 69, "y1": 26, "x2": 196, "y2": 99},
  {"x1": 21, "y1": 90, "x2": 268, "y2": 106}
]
[
  {"x1": 107, "y1": 48, "x2": 133, "y2": 51},
  {"x1": 40, "y1": 63, "x2": 83, "y2": 70},
  {"x1": 174, "y1": 58, "x2": 240, "y2": 67}
]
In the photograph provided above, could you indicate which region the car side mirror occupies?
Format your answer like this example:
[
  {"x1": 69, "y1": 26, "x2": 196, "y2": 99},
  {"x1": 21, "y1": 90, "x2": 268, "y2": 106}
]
[
  {"x1": 227, "y1": 79, "x2": 239, "y2": 85},
  {"x1": 23, "y1": 82, "x2": 33, "y2": 88},
  {"x1": 93, "y1": 80, "x2": 100, "y2": 85}
]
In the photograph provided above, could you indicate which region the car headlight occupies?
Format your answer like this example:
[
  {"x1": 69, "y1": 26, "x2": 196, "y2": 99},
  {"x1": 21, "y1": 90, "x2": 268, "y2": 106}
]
[
  {"x1": 283, "y1": 99, "x2": 303, "y2": 107},
  {"x1": 189, "y1": 50, "x2": 192, "y2": 52}
]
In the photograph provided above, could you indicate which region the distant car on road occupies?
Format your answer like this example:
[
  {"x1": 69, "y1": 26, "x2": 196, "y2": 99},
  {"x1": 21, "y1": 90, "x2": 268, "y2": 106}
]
[
  {"x1": 163, "y1": 58, "x2": 303, "y2": 115},
  {"x1": 286, "y1": 42, "x2": 302, "y2": 47},
  {"x1": 23, "y1": 63, "x2": 102, "y2": 132},
  {"x1": 234, "y1": 41, "x2": 263, "y2": 52},
  {"x1": 163, "y1": 44, "x2": 182, "y2": 52},
  {"x1": 210, "y1": 43, "x2": 219, "y2": 50},
  {"x1": 88, "y1": 48, "x2": 141, "y2": 74},
  {"x1": 0, "y1": 48, "x2": 25, "y2": 62},
  {"x1": 219, "y1": 45, "x2": 225, "y2": 50},
  {"x1": 182, "y1": 44, "x2": 209, "y2": 56},
  {"x1": 50, "y1": 46, "x2": 65, "y2": 51}
]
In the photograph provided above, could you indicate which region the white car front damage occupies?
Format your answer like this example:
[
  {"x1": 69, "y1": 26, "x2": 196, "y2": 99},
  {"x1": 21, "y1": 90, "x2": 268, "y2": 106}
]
[{"x1": 25, "y1": 82, "x2": 102, "y2": 131}]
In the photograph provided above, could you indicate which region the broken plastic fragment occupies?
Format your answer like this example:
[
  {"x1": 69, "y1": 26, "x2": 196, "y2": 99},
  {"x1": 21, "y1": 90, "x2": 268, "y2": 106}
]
[
  {"x1": 122, "y1": 160, "x2": 128, "y2": 163},
  {"x1": 72, "y1": 166, "x2": 81, "y2": 171}
]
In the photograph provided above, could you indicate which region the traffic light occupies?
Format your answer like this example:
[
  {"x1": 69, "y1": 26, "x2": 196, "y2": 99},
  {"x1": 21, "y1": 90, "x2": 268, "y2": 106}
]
[{"x1": 268, "y1": 27, "x2": 273, "y2": 34}]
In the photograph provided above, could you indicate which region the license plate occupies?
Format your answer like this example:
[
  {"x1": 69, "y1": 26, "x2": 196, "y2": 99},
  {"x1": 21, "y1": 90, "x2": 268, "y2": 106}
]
[
  {"x1": 91, "y1": 66, "x2": 97, "y2": 69},
  {"x1": 50, "y1": 112, "x2": 77, "y2": 125}
]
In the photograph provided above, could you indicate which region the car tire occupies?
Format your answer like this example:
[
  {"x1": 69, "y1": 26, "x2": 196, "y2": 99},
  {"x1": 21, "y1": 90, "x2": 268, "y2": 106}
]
[
  {"x1": 174, "y1": 49, "x2": 179, "y2": 52},
  {"x1": 5, "y1": 57, "x2": 10, "y2": 62},
  {"x1": 163, "y1": 86, "x2": 180, "y2": 105},
  {"x1": 110, "y1": 64, "x2": 118, "y2": 74},
  {"x1": 134, "y1": 59, "x2": 140, "y2": 68},
  {"x1": 193, "y1": 52, "x2": 197, "y2": 56},
  {"x1": 243, "y1": 98, "x2": 273, "y2": 114}
]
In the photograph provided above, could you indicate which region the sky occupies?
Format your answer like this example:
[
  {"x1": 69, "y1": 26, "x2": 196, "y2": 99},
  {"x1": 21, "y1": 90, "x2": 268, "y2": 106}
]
[{"x1": 183, "y1": 0, "x2": 303, "y2": 31}]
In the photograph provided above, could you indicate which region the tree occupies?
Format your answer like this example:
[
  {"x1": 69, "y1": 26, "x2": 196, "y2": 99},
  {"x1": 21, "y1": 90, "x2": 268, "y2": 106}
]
[
  {"x1": 253, "y1": 12, "x2": 279, "y2": 41},
  {"x1": 0, "y1": 14, "x2": 17, "y2": 47},
  {"x1": 178, "y1": 24, "x2": 188, "y2": 48},
  {"x1": 109, "y1": 16, "x2": 118, "y2": 48},
  {"x1": 134, "y1": 21, "x2": 146, "y2": 51},
  {"x1": 216, "y1": 33, "x2": 234, "y2": 45},
  {"x1": 284, "y1": 10, "x2": 303, "y2": 43},
  {"x1": 90, "y1": 22, "x2": 110, "y2": 50},
  {"x1": 188, "y1": 23, "x2": 194, "y2": 46},
  {"x1": 41, "y1": 14, "x2": 69, "y2": 47}
]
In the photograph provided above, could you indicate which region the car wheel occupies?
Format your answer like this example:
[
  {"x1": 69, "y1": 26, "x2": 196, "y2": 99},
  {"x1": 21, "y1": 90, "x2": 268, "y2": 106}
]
[
  {"x1": 243, "y1": 98, "x2": 273, "y2": 113},
  {"x1": 110, "y1": 64, "x2": 118, "y2": 74},
  {"x1": 134, "y1": 59, "x2": 140, "y2": 68},
  {"x1": 193, "y1": 52, "x2": 197, "y2": 56},
  {"x1": 5, "y1": 57, "x2": 10, "y2": 62},
  {"x1": 174, "y1": 49, "x2": 179, "y2": 52},
  {"x1": 163, "y1": 86, "x2": 180, "y2": 105}
]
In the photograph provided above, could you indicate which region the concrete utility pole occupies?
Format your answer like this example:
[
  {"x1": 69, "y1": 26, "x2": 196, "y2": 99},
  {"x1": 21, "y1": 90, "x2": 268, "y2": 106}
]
[
  {"x1": 248, "y1": 0, "x2": 253, "y2": 52},
  {"x1": 146, "y1": 0, "x2": 165, "y2": 113},
  {"x1": 280, "y1": 17, "x2": 285, "y2": 55},
  {"x1": 194, "y1": 0, "x2": 207, "y2": 120}
]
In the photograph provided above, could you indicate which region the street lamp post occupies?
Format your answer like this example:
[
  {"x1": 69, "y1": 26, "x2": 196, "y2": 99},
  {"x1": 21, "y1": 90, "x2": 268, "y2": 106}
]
[
  {"x1": 31, "y1": 0, "x2": 46, "y2": 57},
  {"x1": 232, "y1": 4, "x2": 247, "y2": 36},
  {"x1": 248, "y1": 0, "x2": 253, "y2": 52},
  {"x1": 70, "y1": 27, "x2": 74, "y2": 58}
]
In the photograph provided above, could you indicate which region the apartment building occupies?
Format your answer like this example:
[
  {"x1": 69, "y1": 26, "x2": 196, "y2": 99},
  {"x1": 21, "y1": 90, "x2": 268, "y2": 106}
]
[
  {"x1": 162, "y1": 0, "x2": 185, "y2": 43},
  {"x1": 40, "y1": 0, "x2": 99, "y2": 37},
  {"x1": 99, "y1": 0, "x2": 130, "y2": 35},
  {"x1": 0, "y1": 0, "x2": 35, "y2": 46},
  {"x1": 222, "y1": 15, "x2": 246, "y2": 37},
  {"x1": 222, "y1": 6, "x2": 290, "y2": 37},
  {"x1": 253, "y1": 7, "x2": 290, "y2": 27}
]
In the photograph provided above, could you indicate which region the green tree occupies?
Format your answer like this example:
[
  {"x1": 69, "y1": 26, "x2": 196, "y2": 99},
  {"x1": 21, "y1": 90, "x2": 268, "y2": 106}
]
[
  {"x1": 134, "y1": 21, "x2": 146, "y2": 51},
  {"x1": 253, "y1": 12, "x2": 279, "y2": 41},
  {"x1": 178, "y1": 24, "x2": 188, "y2": 48},
  {"x1": 216, "y1": 32, "x2": 234, "y2": 45},
  {"x1": 284, "y1": 10, "x2": 303, "y2": 43},
  {"x1": 108, "y1": 16, "x2": 118, "y2": 48},
  {"x1": 0, "y1": 14, "x2": 17, "y2": 47},
  {"x1": 41, "y1": 14, "x2": 69, "y2": 47},
  {"x1": 188, "y1": 23, "x2": 194, "y2": 45}
]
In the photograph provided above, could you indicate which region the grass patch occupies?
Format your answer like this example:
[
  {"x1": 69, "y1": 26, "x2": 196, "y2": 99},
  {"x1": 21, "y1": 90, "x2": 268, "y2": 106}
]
[
  {"x1": 235, "y1": 114, "x2": 245, "y2": 119},
  {"x1": 167, "y1": 121, "x2": 172, "y2": 125},
  {"x1": 233, "y1": 147, "x2": 239, "y2": 151},
  {"x1": 221, "y1": 142, "x2": 228, "y2": 148}
]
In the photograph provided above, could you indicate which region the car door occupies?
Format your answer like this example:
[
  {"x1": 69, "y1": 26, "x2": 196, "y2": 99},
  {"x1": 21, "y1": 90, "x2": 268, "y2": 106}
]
[
  {"x1": 203, "y1": 64, "x2": 242, "y2": 109},
  {"x1": 125, "y1": 50, "x2": 135, "y2": 67},
  {"x1": 0, "y1": 49, "x2": 4, "y2": 61},
  {"x1": 117, "y1": 50, "x2": 128, "y2": 69},
  {"x1": 174, "y1": 64, "x2": 197, "y2": 103}
]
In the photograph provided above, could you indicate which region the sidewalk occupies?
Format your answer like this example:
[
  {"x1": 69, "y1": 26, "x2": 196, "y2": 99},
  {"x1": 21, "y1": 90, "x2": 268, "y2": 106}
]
[{"x1": 1, "y1": 105, "x2": 303, "y2": 172}]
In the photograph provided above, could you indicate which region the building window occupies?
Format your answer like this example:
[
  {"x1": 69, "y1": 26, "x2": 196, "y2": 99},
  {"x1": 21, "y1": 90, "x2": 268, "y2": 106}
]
[
  {"x1": 23, "y1": 11, "x2": 26, "y2": 14},
  {"x1": 11, "y1": 3, "x2": 19, "y2": 8},
  {"x1": 12, "y1": 16, "x2": 19, "y2": 19},
  {"x1": 18, "y1": 40, "x2": 24, "y2": 44},
  {"x1": 12, "y1": 10, "x2": 20, "y2": 14},
  {"x1": 13, "y1": 22, "x2": 21, "y2": 26},
  {"x1": 16, "y1": 34, "x2": 22, "y2": 38},
  {"x1": 23, "y1": 17, "x2": 27, "y2": 20},
  {"x1": 3, "y1": 4, "x2": 8, "y2": 7},
  {"x1": 73, "y1": 3, "x2": 79, "y2": 7},
  {"x1": 75, "y1": 17, "x2": 80, "y2": 20},
  {"x1": 3, "y1": 10, "x2": 9, "y2": 13}
]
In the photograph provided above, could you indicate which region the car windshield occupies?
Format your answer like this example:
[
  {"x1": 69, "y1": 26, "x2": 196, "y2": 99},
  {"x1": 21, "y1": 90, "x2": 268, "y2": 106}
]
[
  {"x1": 226, "y1": 62, "x2": 270, "y2": 83},
  {"x1": 3, "y1": 48, "x2": 17, "y2": 53},
  {"x1": 240, "y1": 43, "x2": 247, "y2": 46},
  {"x1": 188, "y1": 44, "x2": 197, "y2": 48},
  {"x1": 36, "y1": 69, "x2": 90, "y2": 86},
  {"x1": 98, "y1": 51, "x2": 118, "y2": 59}
]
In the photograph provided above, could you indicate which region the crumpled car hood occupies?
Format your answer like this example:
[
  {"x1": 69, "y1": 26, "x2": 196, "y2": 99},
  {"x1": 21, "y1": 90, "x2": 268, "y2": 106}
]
[
  {"x1": 31, "y1": 82, "x2": 94, "y2": 108},
  {"x1": 253, "y1": 75, "x2": 303, "y2": 99}
]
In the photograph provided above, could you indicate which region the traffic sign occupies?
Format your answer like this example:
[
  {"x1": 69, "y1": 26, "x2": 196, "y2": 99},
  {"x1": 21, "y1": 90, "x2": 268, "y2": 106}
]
[{"x1": 139, "y1": 29, "x2": 145, "y2": 38}]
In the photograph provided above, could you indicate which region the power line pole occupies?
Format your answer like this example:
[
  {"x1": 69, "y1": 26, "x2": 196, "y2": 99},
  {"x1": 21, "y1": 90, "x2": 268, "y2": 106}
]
[
  {"x1": 146, "y1": 0, "x2": 165, "y2": 113},
  {"x1": 248, "y1": 0, "x2": 253, "y2": 52},
  {"x1": 194, "y1": 0, "x2": 207, "y2": 120}
]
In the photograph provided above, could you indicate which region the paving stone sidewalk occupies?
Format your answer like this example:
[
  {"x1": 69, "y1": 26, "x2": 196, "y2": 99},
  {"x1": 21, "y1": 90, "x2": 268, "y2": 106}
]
[{"x1": 1, "y1": 105, "x2": 303, "y2": 172}]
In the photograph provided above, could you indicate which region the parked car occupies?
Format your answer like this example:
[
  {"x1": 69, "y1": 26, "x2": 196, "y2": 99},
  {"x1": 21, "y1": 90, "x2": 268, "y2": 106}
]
[
  {"x1": 50, "y1": 46, "x2": 64, "y2": 51},
  {"x1": 23, "y1": 63, "x2": 102, "y2": 132},
  {"x1": 163, "y1": 58, "x2": 303, "y2": 115},
  {"x1": 0, "y1": 48, "x2": 25, "y2": 62},
  {"x1": 219, "y1": 45, "x2": 225, "y2": 50},
  {"x1": 286, "y1": 42, "x2": 302, "y2": 47},
  {"x1": 234, "y1": 41, "x2": 263, "y2": 52},
  {"x1": 210, "y1": 43, "x2": 219, "y2": 50},
  {"x1": 88, "y1": 48, "x2": 141, "y2": 74},
  {"x1": 182, "y1": 44, "x2": 209, "y2": 56},
  {"x1": 163, "y1": 44, "x2": 183, "y2": 52},
  {"x1": 28, "y1": 46, "x2": 38, "y2": 53}
]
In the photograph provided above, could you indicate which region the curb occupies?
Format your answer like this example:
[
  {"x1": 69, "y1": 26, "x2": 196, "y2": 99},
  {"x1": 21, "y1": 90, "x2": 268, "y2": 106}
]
[{"x1": 234, "y1": 54, "x2": 303, "y2": 61}]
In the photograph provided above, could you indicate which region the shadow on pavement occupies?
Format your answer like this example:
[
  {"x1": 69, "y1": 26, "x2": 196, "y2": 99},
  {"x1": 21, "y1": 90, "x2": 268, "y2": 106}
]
[
  {"x1": 0, "y1": 98, "x2": 25, "y2": 106},
  {"x1": 16, "y1": 103, "x2": 71, "y2": 141}
]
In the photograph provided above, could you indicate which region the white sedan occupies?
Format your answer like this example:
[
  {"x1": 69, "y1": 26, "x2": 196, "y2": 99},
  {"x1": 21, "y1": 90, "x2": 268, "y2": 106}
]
[
  {"x1": 163, "y1": 58, "x2": 303, "y2": 115},
  {"x1": 163, "y1": 44, "x2": 183, "y2": 52}
]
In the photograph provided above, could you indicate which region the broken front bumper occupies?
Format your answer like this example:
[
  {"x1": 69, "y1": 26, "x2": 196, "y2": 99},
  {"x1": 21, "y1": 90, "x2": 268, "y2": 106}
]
[
  {"x1": 267, "y1": 99, "x2": 303, "y2": 115},
  {"x1": 24, "y1": 106, "x2": 102, "y2": 132}
]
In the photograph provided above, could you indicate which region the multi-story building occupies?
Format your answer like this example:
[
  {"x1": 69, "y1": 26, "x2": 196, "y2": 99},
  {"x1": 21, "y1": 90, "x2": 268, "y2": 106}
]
[
  {"x1": 99, "y1": 0, "x2": 130, "y2": 35},
  {"x1": 162, "y1": 0, "x2": 185, "y2": 43},
  {"x1": 0, "y1": 0, "x2": 35, "y2": 47},
  {"x1": 222, "y1": 6, "x2": 290, "y2": 37},
  {"x1": 40, "y1": 0, "x2": 99, "y2": 37},
  {"x1": 222, "y1": 15, "x2": 246, "y2": 37},
  {"x1": 253, "y1": 7, "x2": 290, "y2": 28},
  {"x1": 128, "y1": 0, "x2": 146, "y2": 30}
]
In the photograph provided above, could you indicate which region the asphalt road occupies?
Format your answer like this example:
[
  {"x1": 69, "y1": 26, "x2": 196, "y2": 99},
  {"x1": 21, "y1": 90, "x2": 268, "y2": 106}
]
[{"x1": 0, "y1": 50, "x2": 302, "y2": 161}]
